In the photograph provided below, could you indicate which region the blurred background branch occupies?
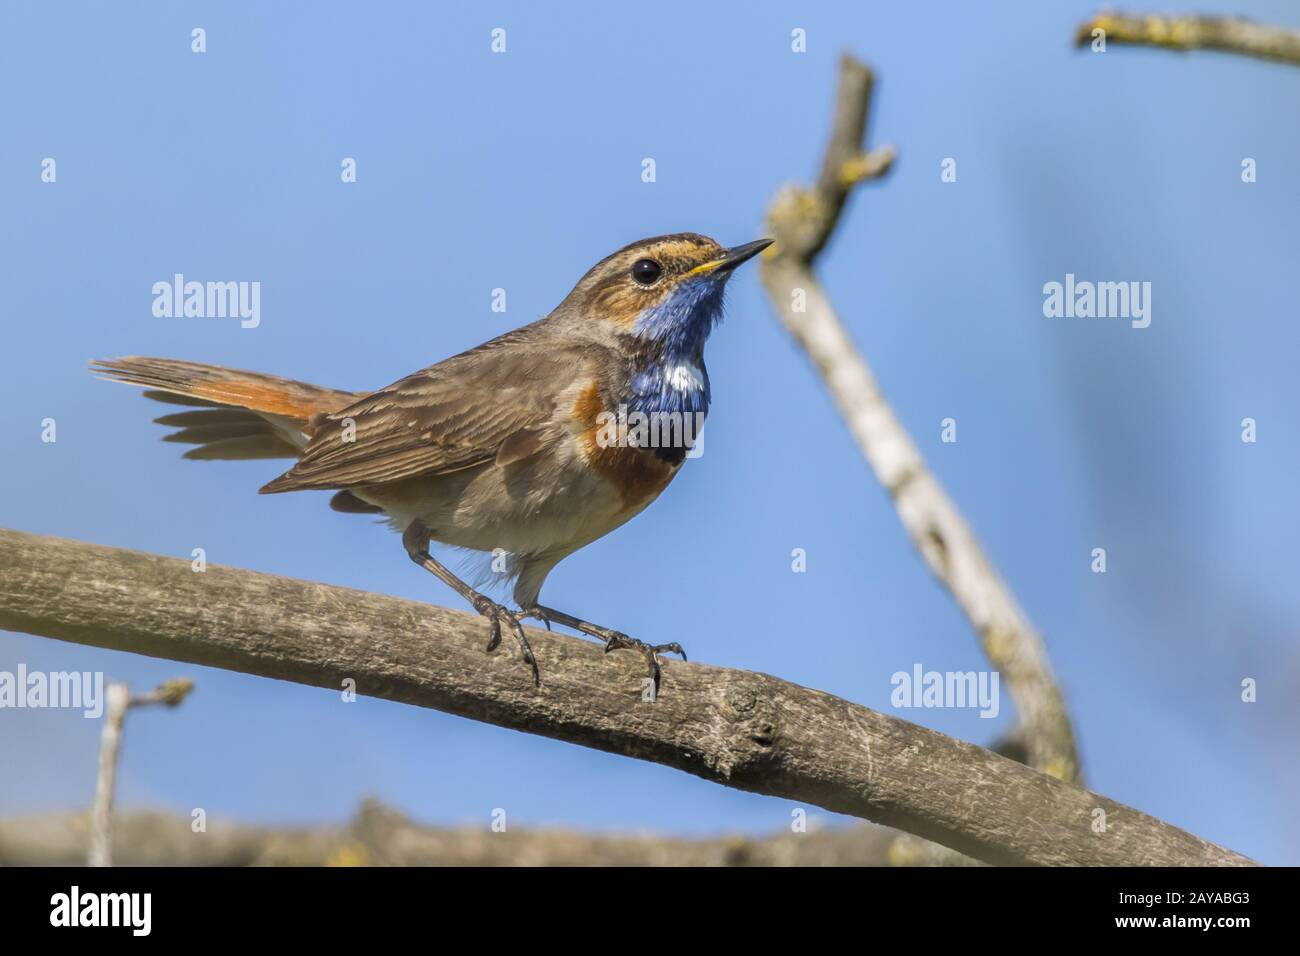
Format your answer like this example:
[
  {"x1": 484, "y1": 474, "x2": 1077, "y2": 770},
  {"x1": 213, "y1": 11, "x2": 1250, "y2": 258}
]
[
  {"x1": 1075, "y1": 11, "x2": 1300, "y2": 65},
  {"x1": 759, "y1": 54, "x2": 1080, "y2": 791},
  {"x1": 5, "y1": 799, "x2": 903, "y2": 867}
]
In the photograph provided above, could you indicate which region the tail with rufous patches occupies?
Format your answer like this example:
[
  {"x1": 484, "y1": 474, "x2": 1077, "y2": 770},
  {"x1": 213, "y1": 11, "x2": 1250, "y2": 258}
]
[{"x1": 91, "y1": 356, "x2": 361, "y2": 461}]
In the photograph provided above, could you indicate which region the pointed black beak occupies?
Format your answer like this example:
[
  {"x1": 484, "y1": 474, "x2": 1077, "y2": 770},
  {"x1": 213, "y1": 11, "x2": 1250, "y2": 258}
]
[{"x1": 715, "y1": 238, "x2": 774, "y2": 274}]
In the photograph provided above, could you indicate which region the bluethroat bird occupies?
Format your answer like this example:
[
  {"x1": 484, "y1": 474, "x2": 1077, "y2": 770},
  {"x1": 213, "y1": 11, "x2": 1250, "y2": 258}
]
[{"x1": 93, "y1": 233, "x2": 772, "y2": 688}]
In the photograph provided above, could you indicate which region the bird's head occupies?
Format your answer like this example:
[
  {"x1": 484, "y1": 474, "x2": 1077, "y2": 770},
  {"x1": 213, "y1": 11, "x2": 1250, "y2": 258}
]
[{"x1": 563, "y1": 233, "x2": 773, "y2": 356}]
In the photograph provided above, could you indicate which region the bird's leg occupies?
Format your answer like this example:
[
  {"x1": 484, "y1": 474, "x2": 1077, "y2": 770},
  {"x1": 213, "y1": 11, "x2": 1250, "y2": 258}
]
[
  {"x1": 521, "y1": 604, "x2": 685, "y2": 694},
  {"x1": 402, "y1": 522, "x2": 539, "y2": 686}
]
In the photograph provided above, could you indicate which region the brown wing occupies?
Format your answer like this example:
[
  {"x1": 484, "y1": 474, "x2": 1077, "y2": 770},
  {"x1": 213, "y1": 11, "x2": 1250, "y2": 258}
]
[{"x1": 260, "y1": 325, "x2": 585, "y2": 493}]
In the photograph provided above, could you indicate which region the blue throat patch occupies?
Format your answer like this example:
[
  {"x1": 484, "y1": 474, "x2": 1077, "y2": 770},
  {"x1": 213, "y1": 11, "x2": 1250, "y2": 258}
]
[{"x1": 628, "y1": 276, "x2": 724, "y2": 419}]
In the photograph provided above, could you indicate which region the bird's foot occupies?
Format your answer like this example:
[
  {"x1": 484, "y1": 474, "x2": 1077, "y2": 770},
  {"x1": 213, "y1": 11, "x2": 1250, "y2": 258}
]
[
  {"x1": 401, "y1": 524, "x2": 540, "y2": 686},
  {"x1": 603, "y1": 631, "x2": 687, "y2": 696},
  {"x1": 471, "y1": 594, "x2": 539, "y2": 686},
  {"x1": 521, "y1": 605, "x2": 685, "y2": 694}
]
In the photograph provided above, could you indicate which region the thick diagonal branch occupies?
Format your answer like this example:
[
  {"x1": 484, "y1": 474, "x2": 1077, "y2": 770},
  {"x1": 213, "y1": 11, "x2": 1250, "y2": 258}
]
[
  {"x1": 1075, "y1": 12, "x2": 1300, "y2": 66},
  {"x1": 0, "y1": 529, "x2": 1250, "y2": 866},
  {"x1": 759, "y1": 55, "x2": 1079, "y2": 785}
]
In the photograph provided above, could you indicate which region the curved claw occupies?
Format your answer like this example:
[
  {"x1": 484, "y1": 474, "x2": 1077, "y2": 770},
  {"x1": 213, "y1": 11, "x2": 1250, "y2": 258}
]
[
  {"x1": 472, "y1": 598, "x2": 539, "y2": 685},
  {"x1": 601, "y1": 634, "x2": 687, "y2": 695},
  {"x1": 647, "y1": 655, "x2": 663, "y2": 693},
  {"x1": 518, "y1": 606, "x2": 555, "y2": 632},
  {"x1": 507, "y1": 614, "x2": 540, "y2": 687}
]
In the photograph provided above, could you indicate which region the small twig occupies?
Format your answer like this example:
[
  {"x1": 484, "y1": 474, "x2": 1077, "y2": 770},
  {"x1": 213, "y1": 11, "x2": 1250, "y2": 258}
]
[
  {"x1": 86, "y1": 677, "x2": 193, "y2": 866},
  {"x1": 130, "y1": 677, "x2": 195, "y2": 709},
  {"x1": 759, "y1": 54, "x2": 1080, "y2": 786},
  {"x1": 0, "y1": 529, "x2": 1251, "y2": 865},
  {"x1": 1075, "y1": 12, "x2": 1300, "y2": 66}
]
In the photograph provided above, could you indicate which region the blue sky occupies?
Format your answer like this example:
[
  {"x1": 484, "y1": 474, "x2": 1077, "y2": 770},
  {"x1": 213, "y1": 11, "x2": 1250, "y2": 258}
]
[{"x1": 2, "y1": 0, "x2": 1298, "y2": 864}]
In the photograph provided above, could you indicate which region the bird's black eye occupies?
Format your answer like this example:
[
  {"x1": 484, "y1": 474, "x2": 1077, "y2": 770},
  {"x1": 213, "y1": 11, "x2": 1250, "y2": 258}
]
[{"x1": 632, "y1": 258, "x2": 662, "y2": 286}]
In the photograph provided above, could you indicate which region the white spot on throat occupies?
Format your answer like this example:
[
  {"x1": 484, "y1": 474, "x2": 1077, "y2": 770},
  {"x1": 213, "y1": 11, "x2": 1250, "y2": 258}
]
[{"x1": 664, "y1": 362, "x2": 706, "y2": 392}]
